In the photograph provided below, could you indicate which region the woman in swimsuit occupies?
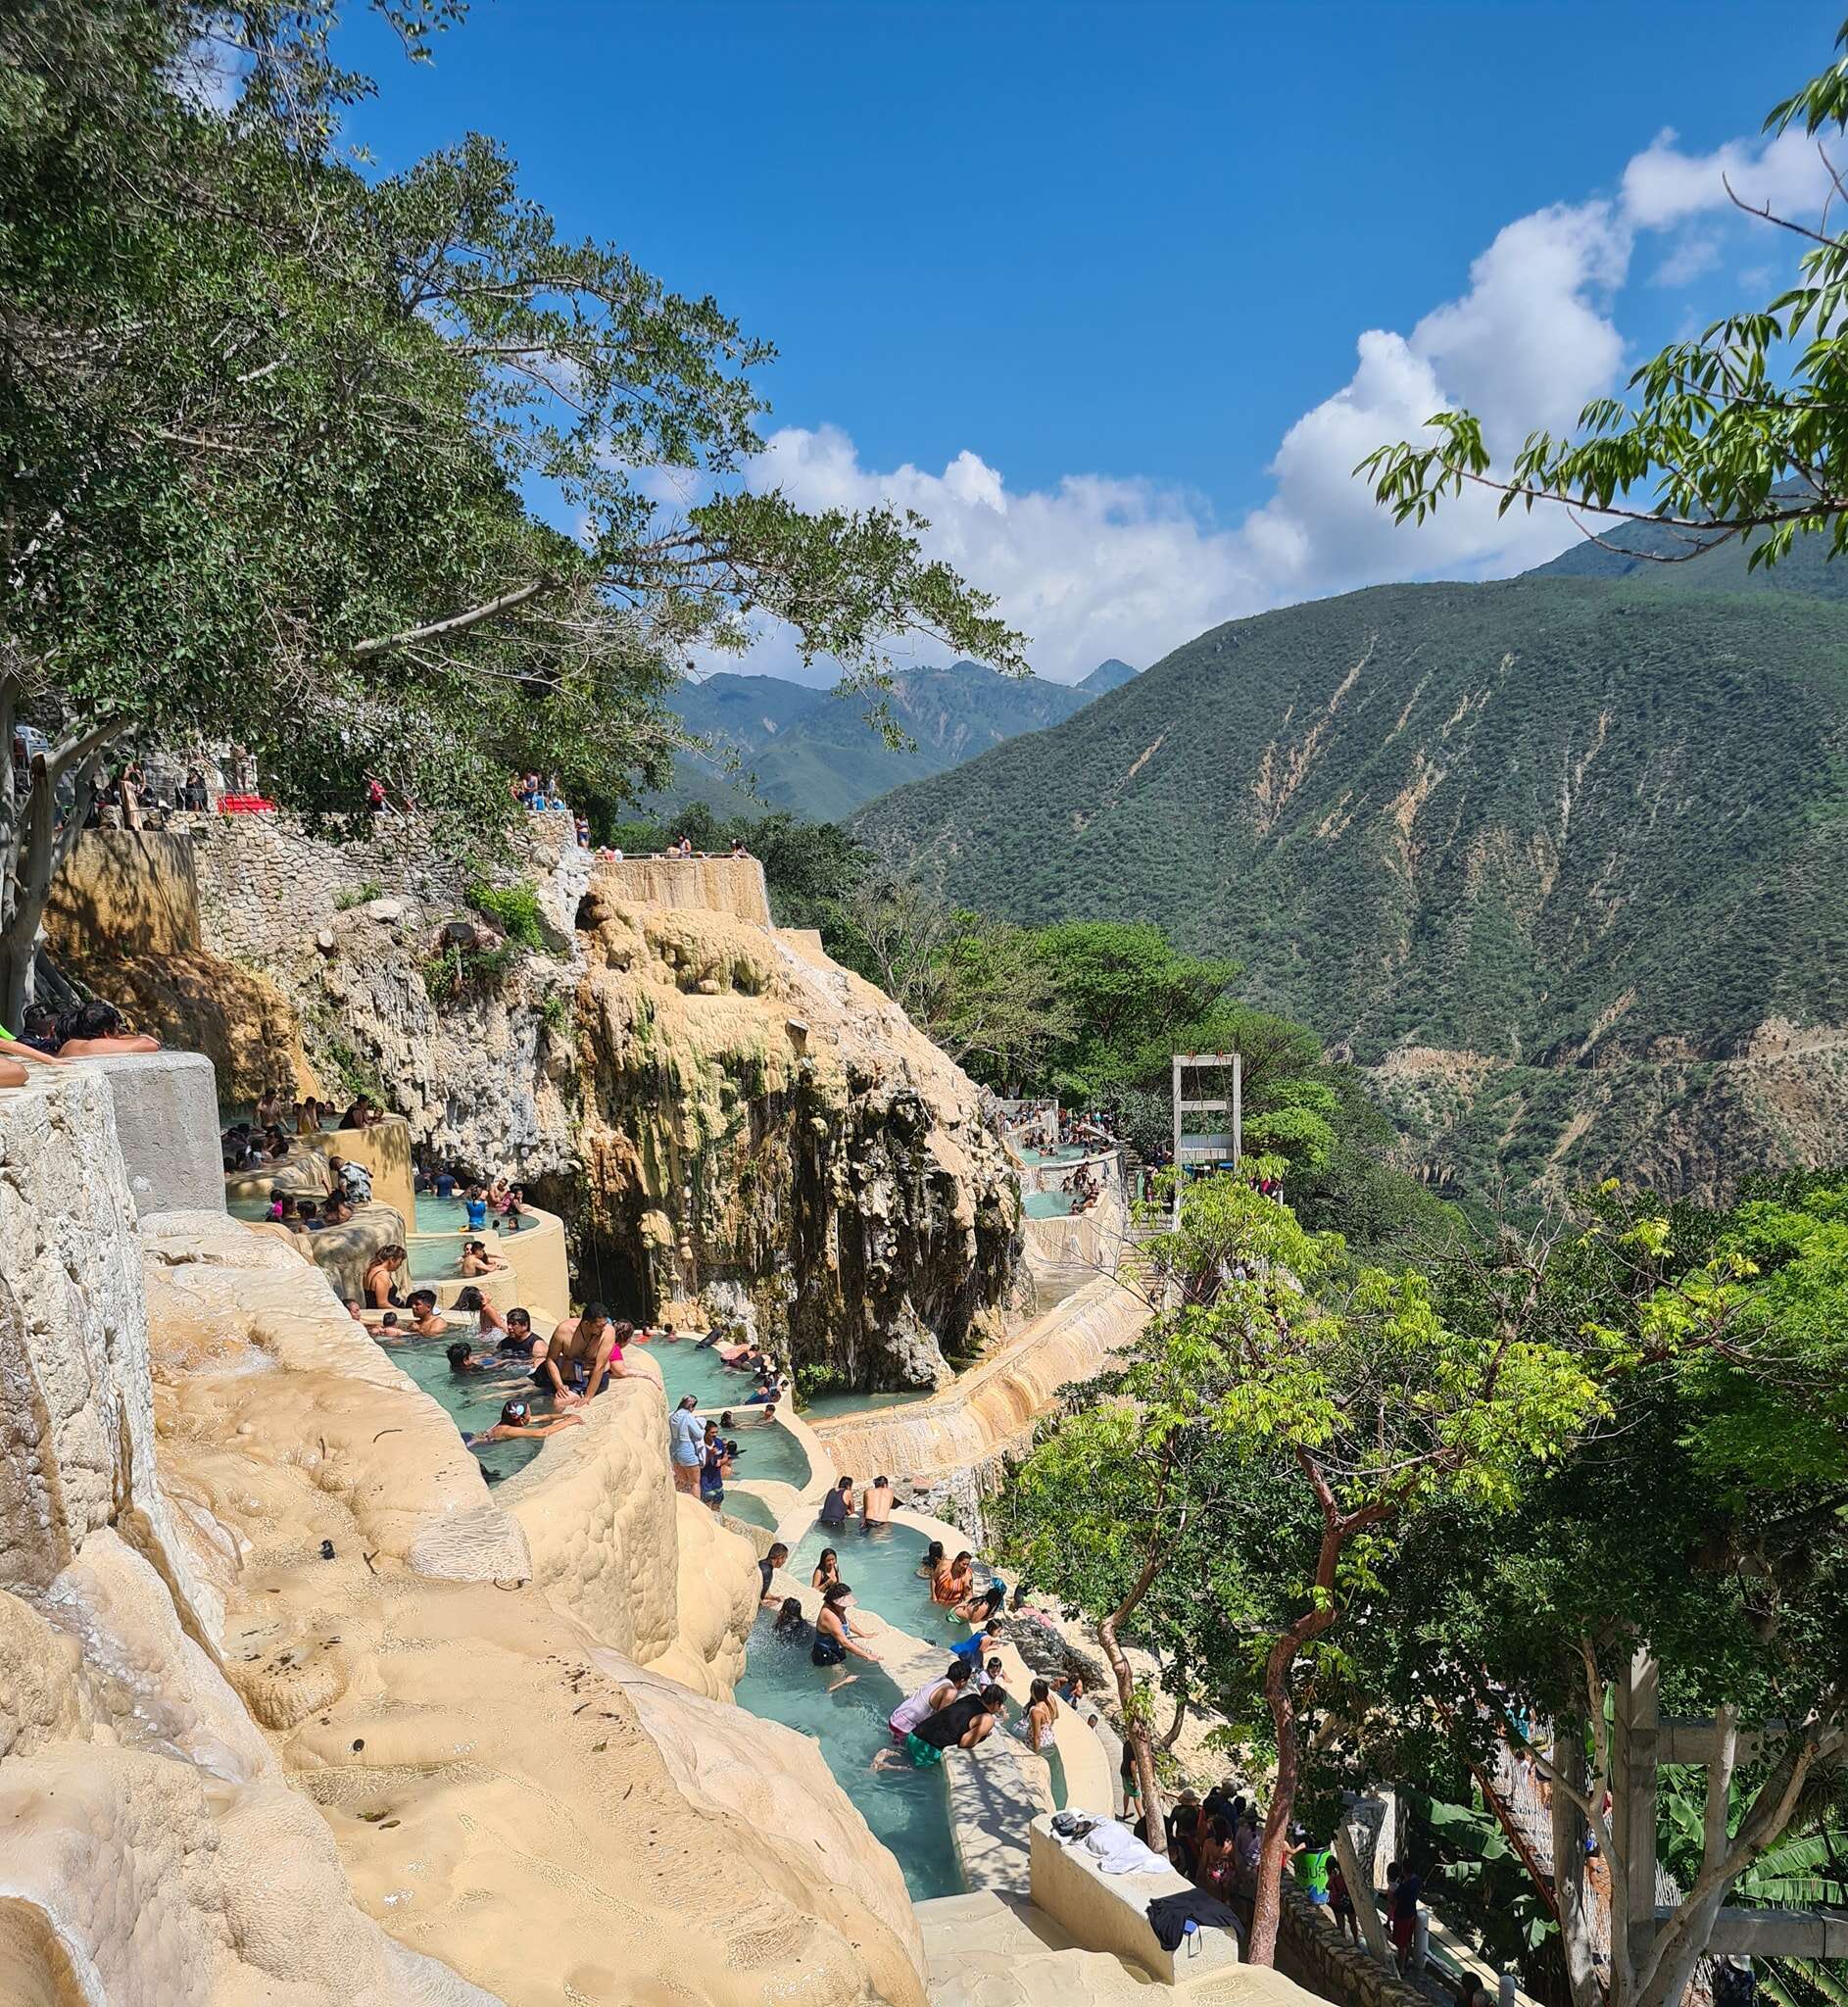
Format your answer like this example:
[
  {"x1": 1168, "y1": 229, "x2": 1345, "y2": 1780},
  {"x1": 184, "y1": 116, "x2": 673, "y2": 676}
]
[
  {"x1": 1024, "y1": 1678, "x2": 1059, "y2": 1754},
  {"x1": 811, "y1": 1547, "x2": 841, "y2": 1592},
  {"x1": 363, "y1": 1245, "x2": 408, "y2": 1309},
  {"x1": 916, "y1": 1540, "x2": 946, "y2": 1583},
  {"x1": 935, "y1": 1551, "x2": 973, "y2": 1609},
  {"x1": 810, "y1": 1583, "x2": 879, "y2": 1690}
]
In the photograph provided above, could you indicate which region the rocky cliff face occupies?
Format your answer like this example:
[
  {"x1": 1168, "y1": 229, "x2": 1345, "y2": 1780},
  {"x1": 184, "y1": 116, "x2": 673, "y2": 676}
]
[
  {"x1": 0, "y1": 1065, "x2": 929, "y2": 2006},
  {"x1": 574, "y1": 879, "x2": 1021, "y2": 1389}
]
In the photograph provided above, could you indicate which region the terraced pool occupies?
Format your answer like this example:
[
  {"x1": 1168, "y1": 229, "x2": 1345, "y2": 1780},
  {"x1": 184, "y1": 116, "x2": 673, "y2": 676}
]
[{"x1": 732, "y1": 1613, "x2": 961, "y2": 1900}]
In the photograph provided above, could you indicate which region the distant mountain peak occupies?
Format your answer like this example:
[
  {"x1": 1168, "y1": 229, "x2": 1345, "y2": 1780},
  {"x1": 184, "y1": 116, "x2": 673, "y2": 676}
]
[{"x1": 1078, "y1": 657, "x2": 1139, "y2": 693}]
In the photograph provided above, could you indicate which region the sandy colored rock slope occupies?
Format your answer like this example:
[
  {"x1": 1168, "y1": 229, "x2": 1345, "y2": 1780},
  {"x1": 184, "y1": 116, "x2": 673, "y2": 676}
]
[{"x1": 0, "y1": 1068, "x2": 928, "y2": 2006}]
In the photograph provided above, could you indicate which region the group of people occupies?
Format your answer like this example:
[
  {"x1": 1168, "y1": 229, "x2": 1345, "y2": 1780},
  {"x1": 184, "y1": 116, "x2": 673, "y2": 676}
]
[
  {"x1": 416, "y1": 1162, "x2": 532, "y2": 1235},
  {"x1": 747, "y1": 1483, "x2": 1052, "y2": 1785},
  {"x1": 1058, "y1": 1161, "x2": 1103, "y2": 1212},
  {"x1": 667, "y1": 1395, "x2": 753, "y2": 1508},
  {"x1": 0, "y1": 998, "x2": 160, "y2": 1086},
  {"x1": 511, "y1": 771, "x2": 568, "y2": 812}
]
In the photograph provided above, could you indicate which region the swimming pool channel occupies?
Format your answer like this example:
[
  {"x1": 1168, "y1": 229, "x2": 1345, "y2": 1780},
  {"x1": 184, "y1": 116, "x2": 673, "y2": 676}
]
[
  {"x1": 380, "y1": 1334, "x2": 547, "y2": 1486},
  {"x1": 783, "y1": 1517, "x2": 1067, "y2": 1814},
  {"x1": 733, "y1": 1612, "x2": 962, "y2": 1901}
]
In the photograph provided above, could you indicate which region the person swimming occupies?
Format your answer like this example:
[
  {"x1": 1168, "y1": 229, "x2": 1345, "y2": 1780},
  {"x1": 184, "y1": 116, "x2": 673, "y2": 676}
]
[{"x1": 462, "y1": 1398, "x2": 584, "y2": 1448}]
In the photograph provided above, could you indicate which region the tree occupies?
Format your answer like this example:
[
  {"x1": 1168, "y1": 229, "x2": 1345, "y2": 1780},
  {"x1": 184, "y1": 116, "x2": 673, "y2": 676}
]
[
  {"x1": 0, "y1": 0, "x2": 1022, "y2": 1021},
  {"x1": 1328, "y1": 1176, "x2": 1848, "y2": 2007},
  {"x1": 1360, "y1": 20, "x2": 1848, "y2": 577},
  {"x1": 1001, "y1": 1172, "x2": 1606, "y2": 1967}
]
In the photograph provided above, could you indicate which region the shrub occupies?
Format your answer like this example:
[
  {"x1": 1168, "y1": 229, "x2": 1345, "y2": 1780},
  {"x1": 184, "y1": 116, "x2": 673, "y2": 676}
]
[
  {"x1": 467, "y1": 879, "x2": 545, "y2": 951},
  {"x1": 333, "y1": 880, "x2": 385, "y2": 911}
]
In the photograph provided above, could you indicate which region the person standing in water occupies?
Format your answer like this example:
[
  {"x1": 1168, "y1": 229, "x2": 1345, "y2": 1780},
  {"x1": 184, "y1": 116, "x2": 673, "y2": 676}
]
[
  {"x1": 860, "y1": 1476, "x2": 894, "y2": 1530},
  {"x1": 810, "y1": 1583, "x2": 879, "y2": 1690}
]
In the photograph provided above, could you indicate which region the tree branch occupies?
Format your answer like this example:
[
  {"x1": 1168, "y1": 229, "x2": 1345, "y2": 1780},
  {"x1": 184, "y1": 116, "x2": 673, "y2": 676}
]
[{"x1": 352, "y1": 577, "x2": 553, "y2": 660}]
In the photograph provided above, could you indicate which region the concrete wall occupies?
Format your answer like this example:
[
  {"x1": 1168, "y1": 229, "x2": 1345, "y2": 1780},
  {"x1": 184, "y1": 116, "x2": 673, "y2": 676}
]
[
  {"x1": 83, "y1": 1052, "x2": 226, "y2": 1218},
  {"x1": 1028, "y1": 1815, "x2": 1240, "y2": 1986},
  {"x1": 591, "y1": 855, "x2": 771, "y2": 925}
]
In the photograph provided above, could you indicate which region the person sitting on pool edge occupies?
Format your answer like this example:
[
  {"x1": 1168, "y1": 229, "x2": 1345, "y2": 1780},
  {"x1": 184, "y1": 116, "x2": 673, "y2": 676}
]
[
  {"x1": 462, "y1": 1398, "x2": 584, "y2": 1449},
  {"x1": 871, "y1": 1683, "x2": 1004, "y2": 1771},
  {"x1": 532, "y1": 1302, "x2": 626, "y2": 1403},
  {"x1": 818, "y1": 1475, "x2": 854, "y2": 1528},
  {"x1": 947, "y1": 1628, "x2": 1001, "y2": 1673}
]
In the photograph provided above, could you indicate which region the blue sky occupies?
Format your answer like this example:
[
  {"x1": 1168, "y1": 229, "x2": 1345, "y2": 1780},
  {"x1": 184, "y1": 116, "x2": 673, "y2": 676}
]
[{"x1": 343, "y1": 2, "x2": 1845, "y2": 680}]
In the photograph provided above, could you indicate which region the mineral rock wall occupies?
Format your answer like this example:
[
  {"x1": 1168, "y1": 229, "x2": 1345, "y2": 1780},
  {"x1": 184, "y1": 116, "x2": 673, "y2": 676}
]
[
  {"x1": 574, "y1": 881, "x2": 1021, "y2": 1390},
  {"x1": 0, "y1": 1068, "x2": 928, "y2": 2007}
]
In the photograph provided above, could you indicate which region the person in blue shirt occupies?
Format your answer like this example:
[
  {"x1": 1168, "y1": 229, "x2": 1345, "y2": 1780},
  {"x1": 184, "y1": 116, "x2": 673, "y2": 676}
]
[
  {"x1": 948, "y1": 1629, "x2": 1000, "y2": 1671},
  {"x1": 464, "y1": 1185, "x2": 489, "y2": 1232},
  {"x1": 433, "y1": 1167, "x2": 458, "y2": 1199}
]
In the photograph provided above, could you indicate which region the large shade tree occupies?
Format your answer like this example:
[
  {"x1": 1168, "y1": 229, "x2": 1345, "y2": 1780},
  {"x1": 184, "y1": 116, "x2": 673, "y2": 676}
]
[
  {"x1": 1303, "y1": 1177, "x2": 1848, "y2": 2007},
  {"x1": 0, "y1": 0, "x2": 1021, "y2": 1021},
  {"x1": 1000, "y1": 1172, "x2": 1608, "y2": 1967}
]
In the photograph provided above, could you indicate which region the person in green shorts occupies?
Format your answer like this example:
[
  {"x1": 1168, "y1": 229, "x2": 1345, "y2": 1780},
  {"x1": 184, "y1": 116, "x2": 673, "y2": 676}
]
[
  {"x1": 1295, "y1": 1830, "x2": 1336, "y2": 1906},
  {"x1": 873, "y1": 1684, "x2": 1003, "y2": 1770}
]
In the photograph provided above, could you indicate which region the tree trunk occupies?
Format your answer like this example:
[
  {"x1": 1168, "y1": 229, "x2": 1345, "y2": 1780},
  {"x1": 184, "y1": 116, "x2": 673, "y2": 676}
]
[
  {"x1": 1248, "y1": 1641, "x2": 1301, "y2": 1967},
  {"x1": 1550, "y1": 1721, "x2": 1604, "y2": 2007},
  {"x1": 1097, "y1": 1609, "x2": 1167, "y2": 1853}
]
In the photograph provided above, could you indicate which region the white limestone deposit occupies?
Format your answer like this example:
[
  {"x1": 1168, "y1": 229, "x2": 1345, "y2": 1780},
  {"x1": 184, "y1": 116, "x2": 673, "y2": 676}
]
[{"x1": 0, "y1": 1066, "x2": 927, "y2": 2006}]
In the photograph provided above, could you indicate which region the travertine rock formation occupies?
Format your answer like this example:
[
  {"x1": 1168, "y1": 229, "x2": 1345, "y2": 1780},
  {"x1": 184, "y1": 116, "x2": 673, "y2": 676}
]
[
  {"x1": 0, "y1": 1068, "x2": 928, "y2": 2006},
  {"x1": 575, "y1": 880, "x2": 1021, "y2": 1390}
]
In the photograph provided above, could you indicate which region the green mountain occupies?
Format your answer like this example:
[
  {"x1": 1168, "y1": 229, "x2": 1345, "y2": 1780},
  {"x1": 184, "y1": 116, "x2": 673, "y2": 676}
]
[
  {"x1": 657, "y1": 660, "x2": 1119, "y2": 822},
  {"x1": 1079, "y1": 657, "x2": 1140, "y2": 694},
  {"x1": 854, "y1": 566, "x2": 1848, "y2": 1207}
]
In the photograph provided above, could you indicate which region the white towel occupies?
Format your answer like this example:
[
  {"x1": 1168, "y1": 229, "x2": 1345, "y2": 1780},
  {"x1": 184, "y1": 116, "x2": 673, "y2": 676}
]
[{"x1": 1081, "y1": 1819, "x2": 1171, "y2": 1876}]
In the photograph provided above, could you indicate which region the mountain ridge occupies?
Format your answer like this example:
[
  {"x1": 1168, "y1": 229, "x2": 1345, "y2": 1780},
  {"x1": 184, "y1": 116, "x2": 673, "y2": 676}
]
[
  {"x1": 852, "y1": 564, "x2": 1848, "y2": 1205},
  {"x1": 657, "y1": 658, "x2": 1128, "y2": 821}
]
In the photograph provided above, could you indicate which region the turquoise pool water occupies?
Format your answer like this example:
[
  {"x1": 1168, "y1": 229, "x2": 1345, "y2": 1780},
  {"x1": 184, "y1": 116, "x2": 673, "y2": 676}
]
[
  {"x1": 379, "y1": 1334, "x2": 545, "y2": 1486},
  {"x1": 790, "y1": 1518, "x2": 965, "y2": 1641},
  {"x1": 1015, "y1": 1144, "x2": 1087, "y2": 1166},
  {"x1": 722, "y1": 1417, "x2": 810, "y2": 1489},
  {"x1": 655, "y1": 1343, "x2": 754, "y2": 1409},
  {"x1": 227, "y1": 1192, "x2": 275, "y2": 1222},
  {"x1": 800, "y1": 1387, "x2": 933, "y2": 1421},
  {"x1": 407, "y1": 1242, "x2": 469, "y2": 1281},
  {"x1": 721, "y1": 1490, "x2": 779, "y2": 1532},
  {"x1": 732, "y1": 1613, "x2": 961, "y2": 1900},
  {"x1": 1023, "y1": 1191, "x2": 1076, "y2": 1218}
]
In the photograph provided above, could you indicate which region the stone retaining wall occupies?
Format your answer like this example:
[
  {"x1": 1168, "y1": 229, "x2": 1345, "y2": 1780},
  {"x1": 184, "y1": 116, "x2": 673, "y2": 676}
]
[{"x1": 1265, "y1": 1884, "x2": 1434, "y2": 2007}]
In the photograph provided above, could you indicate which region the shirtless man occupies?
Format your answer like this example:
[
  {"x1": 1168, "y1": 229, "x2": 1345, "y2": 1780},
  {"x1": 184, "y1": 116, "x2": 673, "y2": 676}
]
[
  {"x1": 861, "y1": 1475, "x2": 895, "y2": 1528},
  {"x1": 533, "y1": 1302, "x2": 627, "y2": 1403},
  {"x1": 366, "y1": 1288, "x2": 446, "y2": 1339}
]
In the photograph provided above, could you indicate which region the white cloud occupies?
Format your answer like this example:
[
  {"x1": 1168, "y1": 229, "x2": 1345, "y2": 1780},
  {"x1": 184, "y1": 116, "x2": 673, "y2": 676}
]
[
  {"x1": 721, "y1": 119, "x2": 1829, "y2": 686},
  {"x1": 1620, "y1": 124, "x2": 1831, "y2": 228},
  {"x1": 1651, "y1": 234, "x2": 1723, "y2": 287}
]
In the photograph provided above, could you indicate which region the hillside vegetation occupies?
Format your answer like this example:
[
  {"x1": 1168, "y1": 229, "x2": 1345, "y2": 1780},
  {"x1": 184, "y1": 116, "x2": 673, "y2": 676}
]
[
  {"x1": 656, "y1": 658, "x2": 1123, "y2": 820},
  {"x1": 855, "y1": 572, "x2": 1848, "y2": 1204}
]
